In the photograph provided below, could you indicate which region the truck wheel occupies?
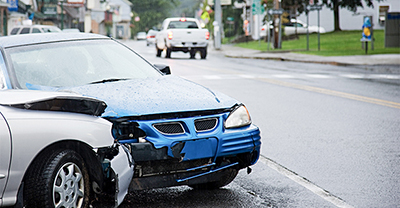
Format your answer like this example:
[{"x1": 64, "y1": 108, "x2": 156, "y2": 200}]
[
  {"x1": 166, "y1": 48, "x2": 172, "y2": 58},
  {"x1": 189, "y1": 50, "x2": 196, "y2": 59},
  {"x1": 24, "y1": 149, "x2": 91, "y2": 208},
  {"x1": 189, "y1": 168, "x2": 238, "y2": 190},
  {"x1": 200, "y1": 48, "x2": 207, "y2": 59},
  {"x1": 156, "y1": 45, "x2": 162, "y2": 57}
]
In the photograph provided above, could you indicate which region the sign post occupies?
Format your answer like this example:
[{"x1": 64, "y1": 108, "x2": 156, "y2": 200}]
[
  {"x1": 361, "y1": 16, "x2": 373, "y2": 54},
  {"x1": 306, "y1": 4, "x2": 322, "y2": 51}
]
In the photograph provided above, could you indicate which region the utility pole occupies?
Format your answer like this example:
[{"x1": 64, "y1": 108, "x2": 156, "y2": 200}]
[
  {"x1": 214, "y1": 0, "x2": 222, "y2": 50},
  {"x1": 273, "y1": 0, "x2": 280, "y2": 48}
]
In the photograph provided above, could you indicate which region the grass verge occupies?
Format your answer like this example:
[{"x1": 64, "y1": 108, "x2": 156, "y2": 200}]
[{"x1": 232, "y1": 30, "x2": 400, "y2": 56}]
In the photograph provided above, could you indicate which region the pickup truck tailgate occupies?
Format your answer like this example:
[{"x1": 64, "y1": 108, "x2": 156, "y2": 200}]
[{"x1": 169, "y1": 29, "x2": 207, "y2": 42}]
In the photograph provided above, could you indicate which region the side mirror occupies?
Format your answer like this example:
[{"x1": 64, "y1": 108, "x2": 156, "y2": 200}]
[{"x1": 154, "y1": 64, "x2": 171, "y2": 75}]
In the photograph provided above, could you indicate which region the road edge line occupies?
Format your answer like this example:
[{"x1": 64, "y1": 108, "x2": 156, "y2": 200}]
[{"x1": 259, "y1": 155, "x2": 354, "y2": 208}]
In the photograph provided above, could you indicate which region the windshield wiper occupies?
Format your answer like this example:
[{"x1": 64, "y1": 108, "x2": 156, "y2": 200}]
[{"x1": 89, "y1": 78, "x2": 130, "y2": 84}]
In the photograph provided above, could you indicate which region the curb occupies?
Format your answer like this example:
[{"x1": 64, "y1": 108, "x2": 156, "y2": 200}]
[{"x1": 224, "y1": 54, "x2": 351, "y2": 66}]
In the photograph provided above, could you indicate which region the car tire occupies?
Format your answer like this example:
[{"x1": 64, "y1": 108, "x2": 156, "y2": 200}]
[
  {"x1": 189, "y1": 168, "x2": 238, "y2": 190},
  {"x1": 24, "y1": 149, "x2": 91, "y2": 208},
  {"x1": 200, "y1": 47, "x2": 207, "y2": 59},
  {"x1": 189, "y1": 50, "x2": 196, "y2": 59},
  {"x1": 166, "y1": 47, "x2": 172, "y2": 58},
  {"x1": 156, "y1": 45, "x2": 162, "y2": 57}
]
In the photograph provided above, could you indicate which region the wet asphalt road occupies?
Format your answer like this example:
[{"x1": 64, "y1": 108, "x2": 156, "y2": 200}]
[{"x1": 117, "y1": 40, "x2": 400, "y2": 208}]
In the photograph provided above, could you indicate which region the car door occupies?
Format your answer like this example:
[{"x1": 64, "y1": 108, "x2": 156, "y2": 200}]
[{"x1": 0, "y1": 111, "x2": 11, "y2": 201}]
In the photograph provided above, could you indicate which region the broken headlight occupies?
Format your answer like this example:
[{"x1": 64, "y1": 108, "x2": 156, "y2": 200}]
[
  {"x1": 112, "y1": 121, "x2": 146, "y2": 143},
  {"x1": 224, "y1": 105, "x2": 252, "y2": 129}
]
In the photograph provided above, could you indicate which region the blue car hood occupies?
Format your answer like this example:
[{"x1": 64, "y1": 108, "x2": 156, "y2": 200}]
[{"x1": 60, "y1": 76, "x2": 238, "y2": 118}]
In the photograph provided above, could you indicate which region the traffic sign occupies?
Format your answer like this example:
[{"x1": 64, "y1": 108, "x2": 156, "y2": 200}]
[
  {"x1": 268, "y1": 9, "x2": 284, "y2": 15},
  {"x1": 308, "y1": 4, "x2": 323, "y2": 11},
  {"x1": 252, "y1": 0, "x2": 264, "y2": 15}
]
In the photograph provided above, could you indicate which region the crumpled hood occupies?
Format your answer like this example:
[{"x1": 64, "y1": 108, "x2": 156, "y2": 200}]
[{"x1": 60, "y1": 76, "x2": 238, "y2": 118}]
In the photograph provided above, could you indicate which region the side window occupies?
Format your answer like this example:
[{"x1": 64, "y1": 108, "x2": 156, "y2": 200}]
[
  {"x1": 10, "y1": 28, "x2": 20, "y2": 35},
  {"x1": 0, "y1": 70, "x2": 5, "y2": 89},
  {"x1": 32, "y1": 28, "x2": 41, "y2": 33},
  {"x1": 20, "y1": 27, "x2": 30, "y2": 34},
  {"x1": 0, "y1": 52, "x2": 7, "y2": 89}
]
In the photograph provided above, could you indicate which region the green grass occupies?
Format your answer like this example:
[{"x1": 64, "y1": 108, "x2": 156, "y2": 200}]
[{"x1": 231, "y1": 30, "x2": 400, "y2": 56}]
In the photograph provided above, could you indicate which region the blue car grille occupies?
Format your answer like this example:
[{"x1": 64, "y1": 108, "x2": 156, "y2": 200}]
[
  {"x1": 152, "y1": 117, "x2": 218, "y2": 135},
  {"x1": 194, "y1": 117, "x2": 218, "y2": 132},
  {"x1": 153, "y1": 122, "x2": 185, "y2": 135}
]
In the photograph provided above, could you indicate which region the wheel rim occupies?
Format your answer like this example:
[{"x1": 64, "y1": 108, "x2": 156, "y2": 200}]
[{"x1": 53, "y1": 162, "x2": 84, "y2": 208}]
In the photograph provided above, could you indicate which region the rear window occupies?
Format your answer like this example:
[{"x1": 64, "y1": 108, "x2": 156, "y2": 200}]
[
  {"x1": 168, "y1": 21, "x2": 198, "y2": 29},
  {"x1": 10, "y1": 28, "x2": 20, "y2": 35},
  {"x1": 20, "y1": 28, "x2": 30, "y2": 34}
]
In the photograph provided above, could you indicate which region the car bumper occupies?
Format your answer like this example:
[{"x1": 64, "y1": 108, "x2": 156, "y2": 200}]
[
  {"x1": 168, "y1": 41, "x2": 208, "y2": 49},
  {"x1": 122, "y1": 115, "x2": 261, "y2": 190}
]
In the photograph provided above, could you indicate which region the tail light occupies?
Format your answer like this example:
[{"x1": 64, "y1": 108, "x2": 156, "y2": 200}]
[
  {"x1": 168, "y1": 31, "x2": 173, "y2": 40},
  {"x1": 180, "y1": 18, "x2": 186, "y2": 22},
  {"x1": 205, "y1": 31, "x2": 210, "y2": 40}
]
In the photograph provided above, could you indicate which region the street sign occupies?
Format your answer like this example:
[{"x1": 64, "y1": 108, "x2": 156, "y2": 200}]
[
  {"x1": 208, "y1": 0, "x2": 232, "y2": 5},
  {"x1": 252, "y1": 0, "x2": 264, "y2": 15},
  {"x1": 308, "y1": 4, "x2": 323, "y2": 11},
  {"x1": 268, "y1": 9, "x2": 284, "y2": 15}
]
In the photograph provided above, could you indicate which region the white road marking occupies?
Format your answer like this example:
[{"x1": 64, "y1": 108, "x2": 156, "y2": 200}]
[
  {"x1": 272, "y1": 74, "x2": 296, "y2": 79},
  {"x1": 181, "y1": 74, "x2": 400, "y2": 81},
  {"x1": 239, "y1": 74, "x2": 256, "y2": 79},
  {"x1": 306, "y1": 74, "x2": 332, "y2": 79},
  {"x1": 259, "y1": 155, "x2": 354, "y2": 208},
  {"x1": 339, "y1": 74, "x2": 365, "y2": 79}
]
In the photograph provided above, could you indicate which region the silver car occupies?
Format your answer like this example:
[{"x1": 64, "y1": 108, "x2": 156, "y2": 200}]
[
  {"x1": 9, "y1": 25, "x2": 62, "y2": 35},
  {"x1": 0, "y1": 90, "x2": 133, "y2": 207}
]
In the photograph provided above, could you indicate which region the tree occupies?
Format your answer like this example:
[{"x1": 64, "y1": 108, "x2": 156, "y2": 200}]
[
  {"x1": 130, "y1": 0, "x2": 179, "y2": 34},
  {"x1": 281, "y1": 0, "x2": 380, "y2": 31},
  {"x1": 321, "y1": 0, "x2": 379, "y2": 31}
]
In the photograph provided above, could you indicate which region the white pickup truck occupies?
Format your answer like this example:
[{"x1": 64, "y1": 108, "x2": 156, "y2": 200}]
[{"x1": 155, "y1": 17, "x2": 210, "y2": 59}]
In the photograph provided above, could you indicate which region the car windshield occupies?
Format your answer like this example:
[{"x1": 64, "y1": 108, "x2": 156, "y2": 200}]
[
  {"x1": 168, "y1": 21, "x2": 198, "y2": 29},
  {"x1": 6, "y1": 39, "x2": 161, "y2": 89}
]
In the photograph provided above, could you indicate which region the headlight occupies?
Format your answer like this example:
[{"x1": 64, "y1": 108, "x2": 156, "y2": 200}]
[{"x1": 224, "y1": 105, "x2": 252, "y2": 129}]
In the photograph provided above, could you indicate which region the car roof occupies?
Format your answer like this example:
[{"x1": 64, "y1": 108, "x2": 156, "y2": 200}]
[
  {"x1": 12, "y1": 24, "x2": 58, "y2": 28},
  {"x1": 0, "y1": 33, "x2": 109, "y2": 48},
  {"x1": 166, "y1": 17, "x2": 198, "y2": 21}
]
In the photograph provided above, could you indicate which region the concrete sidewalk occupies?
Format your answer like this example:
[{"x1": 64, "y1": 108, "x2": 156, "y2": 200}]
[{"x1": 212, "y1": 44, "x2": 400, "y2": 73}]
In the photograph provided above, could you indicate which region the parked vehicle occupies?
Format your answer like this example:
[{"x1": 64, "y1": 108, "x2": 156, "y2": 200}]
[
  {"x1": 155, "y1": 17, "x2": 210, "y2": 59},
  {"x1": 146, "y1": 29, "x2": 158, "y2": 46},
  {"x1": 136, "y1": 32, "x2": 147, "y2": 40},
  {"x1": 9, "y1": 25, "x2": 61, "y2": 35},
  {"x1": 0, "y1": 90, "x2": 133, "y2": 207},
  {"x1": 0, "y1": 33, "x2": 261, "y2": 206},
  {"x1": 283, "y1": 19, "x2": 326, "y2": 36},
  {"x1": 260, "y1": 19, "x2": 326, "y2": 37},
  {"x1": 63, "y1": 28, "x2": 81, "y2": 33}
]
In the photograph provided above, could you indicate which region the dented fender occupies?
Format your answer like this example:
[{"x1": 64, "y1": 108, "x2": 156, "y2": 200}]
[{"x1": 108, "y1": 145, "x2": 134, "y2": 206}]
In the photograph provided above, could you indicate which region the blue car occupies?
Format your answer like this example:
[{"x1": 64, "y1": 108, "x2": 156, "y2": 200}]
[{"x1": 0, "y1": 33, "x2": 261, "y2": 206}]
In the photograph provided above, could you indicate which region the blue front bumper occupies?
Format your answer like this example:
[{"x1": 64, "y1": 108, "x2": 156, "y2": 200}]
[{"x1": 123, "y1": 112, "x2": 261, "y2": 165}]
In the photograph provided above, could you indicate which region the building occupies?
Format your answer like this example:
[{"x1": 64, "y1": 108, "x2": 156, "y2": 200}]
[
  {"x1": 4, "y1": 0, "x2": 132, "y2": 38},
  {"x1": 297, "y1": 0, "x2": 400, "y2": 32}
]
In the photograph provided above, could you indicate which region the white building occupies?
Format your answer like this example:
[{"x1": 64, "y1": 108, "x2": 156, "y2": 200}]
[{"x1": 297, "y1": 0, "x2": 400, "y2": 32}]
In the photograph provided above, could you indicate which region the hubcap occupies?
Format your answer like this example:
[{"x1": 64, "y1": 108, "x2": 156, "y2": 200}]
[{"x1": 53, "y1": 162, "x2": 84, "y2": 208}]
